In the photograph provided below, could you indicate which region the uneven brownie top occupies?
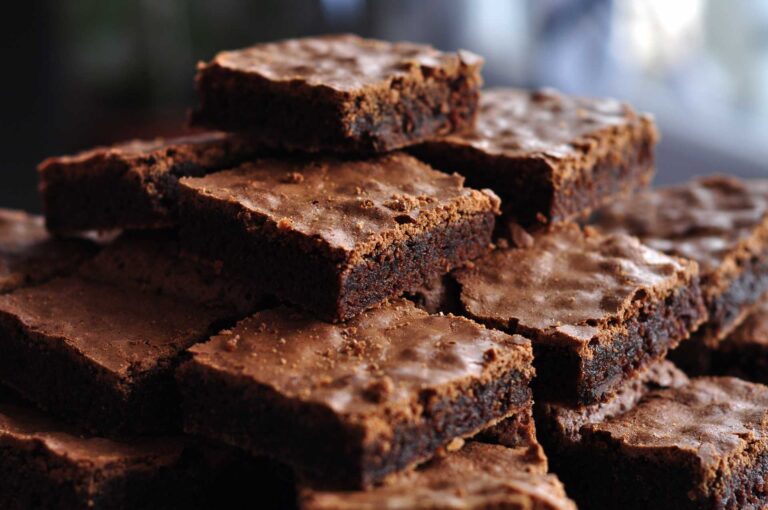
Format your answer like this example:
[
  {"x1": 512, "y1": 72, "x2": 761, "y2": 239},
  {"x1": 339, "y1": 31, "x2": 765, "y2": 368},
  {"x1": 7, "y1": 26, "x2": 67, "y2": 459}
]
[
  {"x1": 188, "y1": 299, "x2": 532, "y2": 416},
  {"x1": 204, "y1": 34, "x2": 482, "y2": 93},
  {"x1": 0, "y1": 209, "x2": 94, "y2": 292},
  {"x1": 0, "y1": 277, "x2": 221, "y2": 377},
  {"x1": 179, "y1": 152, "x2": 500, "y2": 258},
  {"x1": 595, "y1": 176, "x2": 768, "y2": 274},
  {"x1": 540, "y1": 360, "x2": 689, "y2": 446},
  {"x1": 586, "y1": 377, "x2": 768, "y2": 469},
  {"x1": 455, "y1": 224, "x2": 697, "y2": 343},
  {"x1": 0, "y1": 401, "x2": 182, "y2": 466},
  {"x1": 424, "y1": 87, "x2": 655, "y2": 160},
  {"x1": 303, "y1": 442, "x2": 575, "y2": 510}
]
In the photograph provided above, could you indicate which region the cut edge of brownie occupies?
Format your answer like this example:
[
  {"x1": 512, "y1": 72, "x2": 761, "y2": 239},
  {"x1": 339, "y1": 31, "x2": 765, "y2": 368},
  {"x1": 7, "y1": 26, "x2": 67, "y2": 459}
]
[
  {"x1": 410, "y1": 112, "x2": 657, "y2": 226},
  {"x1": 178, "y1": 177, "x2": 499, "y2": 322},
  {"x1": 177, "y1": 350, "x2": 533, "y2": 489},
  {"x1": 190, "y1": 48, "x2": 483, "y2": 154}
]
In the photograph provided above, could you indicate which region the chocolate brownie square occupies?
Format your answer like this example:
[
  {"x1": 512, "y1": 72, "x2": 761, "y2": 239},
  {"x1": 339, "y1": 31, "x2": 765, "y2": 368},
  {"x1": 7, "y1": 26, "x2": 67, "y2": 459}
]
[
  {"x1": 0, "y1": 208, "x2": 95, "y2": 293},
  {"x1": 0, "y1": 232, "x2": 265, "y2": 434},
  {"x1": 300, "y1": 441, "x2": 576, "y2": 510},
  {"x1": 594, "y1": 176, "x2": 768, "y2": 350},
  {"x1": 0, "y1": 389, "x2": 295, "y2": 510},
  {"x1": 410, "y1": 88, "x2": 657, "y2": 227},
  {"x1": 38, "y1": 132, "x2": 261, "y2": 233},
  {"x1": 177, "y1": 298, "x2": 534, "y2": 489},
  {"x1": 177, "y1": 152, "x2": 500, "y2": 321},
  {"x1": 191, "y1": 34, "x2": 483, "y2": 153},
  {"x1": 453, "y1": 224, "x2": 706, "y2": 403},
  {"x1": 559, "y1": 377, "x2": 768, "y2": 510}
]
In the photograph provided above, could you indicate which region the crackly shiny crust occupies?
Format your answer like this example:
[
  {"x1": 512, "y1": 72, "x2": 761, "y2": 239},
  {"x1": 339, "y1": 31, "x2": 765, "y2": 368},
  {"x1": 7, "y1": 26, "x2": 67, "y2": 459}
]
[
  {"x1": 455, "y1": 223, "x2": 700, "y2": 348},
  {"x1": 0, "y1": 209, "x2": 95, "y2": 293},
  {"x1": 178, "y1": 152, "x2": 500, "y2": 262},
  {"x1": 301, "y1": 442, "x2": 576, "y2": 510},
  {"x1": 537, "y1": 360, "x2": 689, "y2": 449},
  {"x1": 187, "y1": 298, "x2": 532, "y2": 419},
  {"x1": 203, "y1": 34, "x2": 483, "y2": 94},
  {"x1": 585, "y1": 377, "x2": 768, "y2": 485}
]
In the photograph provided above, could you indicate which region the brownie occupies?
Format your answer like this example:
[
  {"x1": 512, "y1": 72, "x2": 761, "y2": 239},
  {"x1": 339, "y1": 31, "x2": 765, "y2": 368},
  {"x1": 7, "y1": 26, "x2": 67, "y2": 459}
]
[
  {"x1": 410, "y1": 88, "x2": 658, "y2": 227},
  {"x1": 300, "y1": 441, "x2": 576, "y2": 510},
  {"x1": 38, "y1": 131, "x2": 261, "y2": 233},
  {"x1": 453, "y1": 223, "x2": 706, "y2": 404},
  {"x1": 190, "y1": 34, "x2": 483, "y2": 153},
  {"x1": 177, "y1": 152, "x2": 500, "y2": 321},
  {"x1": 0, "y1": 208, "x2": 95, "y2": 293},
  {"x1": 594, "y1": 176, "x2": 768, "y2": 352},
  {"x1": 177, "y1": 298, "x2": 534, "y2": 489},
  {"x1": 0, "y1": 391, "x2": 295, "y2": 510},
  {"x1": 559, "y1": 377, "x2": 768, "y2": 510}
]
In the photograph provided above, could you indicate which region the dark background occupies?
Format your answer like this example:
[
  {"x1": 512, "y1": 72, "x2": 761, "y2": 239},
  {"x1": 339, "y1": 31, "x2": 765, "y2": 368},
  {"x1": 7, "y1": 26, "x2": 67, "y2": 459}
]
[{"x1": 3, "y1": 0, "x2": 768, "y2": 212}]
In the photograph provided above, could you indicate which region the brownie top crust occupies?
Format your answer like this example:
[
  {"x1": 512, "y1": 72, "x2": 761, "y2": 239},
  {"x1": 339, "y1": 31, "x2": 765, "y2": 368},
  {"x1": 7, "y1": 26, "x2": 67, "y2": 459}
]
[
  {"x1": 455, "y1": 224, "x2": 698, "y2": 344},
  {"x1": 586, "y1": 377, "x2": 768, "y2": 467},
  {"x1": 0, "y1": 400, "x2": 183, "y2": 466},
  {"x1": 595, "y1": 176, "x2": 768, "y2": 274},
  {"x1": 187, "y1": 298, "x2": 532, "y2": 416},
  {"x1": 303, "y1": 442, "x2": 576, "y2": 510},
  {"x1": 0, "y1": 277, "x2": 220, "y2": 376},
  {"x1": 422, "y1": 87, "x2": 656, "y2": 164},
  {"x1": 539, "y1": 360, "x2": 689, "y2": 446},
  {"x1": 179, "y1": 152, "x2": 500, "y2": 260},
  {"x1": 39, "y1": 131, "x2": 236, "y2": 169},
  {"x1": 202, "y1": 34, "x2": 483, "y2": 93},
  {"x1": 723, "y1": 299, "x2": 768, "y2": 347},
  {"x1": 0, "y1": 209, "x2": 94, "y2": 292}
]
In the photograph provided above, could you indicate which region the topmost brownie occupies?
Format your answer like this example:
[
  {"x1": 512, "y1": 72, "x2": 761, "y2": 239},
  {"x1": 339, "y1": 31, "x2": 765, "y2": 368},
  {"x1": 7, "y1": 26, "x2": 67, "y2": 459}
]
[{"x1": 190, "y1": 34, "x2": 483, "y2": 153}]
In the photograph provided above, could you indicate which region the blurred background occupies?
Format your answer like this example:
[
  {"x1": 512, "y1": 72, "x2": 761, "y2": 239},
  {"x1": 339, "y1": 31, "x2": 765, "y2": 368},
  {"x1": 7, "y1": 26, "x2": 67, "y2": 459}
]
[{"x1": 3, "y1": 0, "x2": 768, "y2": 211}]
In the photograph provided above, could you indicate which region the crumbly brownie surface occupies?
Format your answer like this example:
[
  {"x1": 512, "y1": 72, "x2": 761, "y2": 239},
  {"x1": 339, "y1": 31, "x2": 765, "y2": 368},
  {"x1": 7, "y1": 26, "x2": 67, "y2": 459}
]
[
  {"x1": 570, "y1": 377, "x2": 768, "y2": 510},
  {"x1": 0, "y1": 276, "x2": 226, "y2": 434},
  {"x1": 191, "y1": 34, "x2": 483, "y2": 153},
  {"x1": 0, "y1": 209, "x2": 95, "y2": 293},
  {"x1": 301, "y1": 442, "x2": 576, "y2": 510},
  {"x1": 595, "y1": 176, "x2": 768, "y2": 346},
  {"x1": 38, "y1": 131, "x2": 261, "y2": 233},
  {"x1": 178, "y1": 152, "x2": 499, "y2": 321},
  {"x1": 454, "y1": 223, "x2": 706, "y2": 403},
  {"x1": 177, "y1": 299, "x2": 534, "y2": 489},
  {"x1": 410, "y1": 88, "x2": 658, "y2": 225}
]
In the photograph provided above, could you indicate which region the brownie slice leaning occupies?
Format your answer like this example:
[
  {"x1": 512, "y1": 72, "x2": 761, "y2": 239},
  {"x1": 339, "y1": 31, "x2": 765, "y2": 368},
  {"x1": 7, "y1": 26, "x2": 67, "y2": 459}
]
[
  {"x1": 593, "y1": 176, "x2": 768, "y2": 368},
  {"x1": 0, "y1": 208, "x2": 95, "y2": 293},
  {"x1": 0, "y1": 389, "x2": 295, "y2": 510},
  {"x1": 559, "y1": 377, "x2": 768, "y2": 510},
  {"x1": 191, "y1": 34, "x2": 483, "y2": 153},
  {"x1": 410, "y1": 87, "x2": 658, "y2": 227},
  {"x1": 0, "y1": 233, "x2": 265, "y2": 434},
  {"x1": 177, "y1": 152, "x2": 500, "y2": 321},
  {"x1": 300, "y1": 441, "x2": 576, "y2": 510},
  {"x1": 38, "y1": 131, "x2": 261, "y2": 233},
  {"x1": 453, "y1": 223, "x2": 706, "y2": 404},
  {"x1": 176, "y1": 298, "x2": 534, "y2": 489}
]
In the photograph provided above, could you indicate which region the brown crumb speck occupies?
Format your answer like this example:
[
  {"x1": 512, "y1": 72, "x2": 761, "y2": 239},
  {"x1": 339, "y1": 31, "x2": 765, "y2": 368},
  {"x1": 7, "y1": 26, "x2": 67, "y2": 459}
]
[{"x1": 446, "y1": 437, "x2": 465, "y2": 452}]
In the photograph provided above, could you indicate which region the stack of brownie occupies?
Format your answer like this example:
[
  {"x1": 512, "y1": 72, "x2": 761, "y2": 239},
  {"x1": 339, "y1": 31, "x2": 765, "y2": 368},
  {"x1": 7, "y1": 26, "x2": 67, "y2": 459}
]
[{"x1": 1, "y1": 33, "x2": 768, "y2": 509}]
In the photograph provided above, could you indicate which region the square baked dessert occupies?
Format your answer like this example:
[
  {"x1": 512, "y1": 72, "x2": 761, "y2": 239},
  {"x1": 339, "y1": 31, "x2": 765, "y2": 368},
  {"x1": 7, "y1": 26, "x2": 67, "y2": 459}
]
[
  {"x1": 0, "y1": 209, "x2": 95, "y2": 293},
  {"x1": 300, "y1": 441, "x2": 576, "y2": 510},
  {"x1": 178, "y1": 152, "x2": 500, "y2": 321},
  {"x1": 191, "y1": 34, "x2": 483, "y2": 153},
  {"x1": 557, "y1": 377, "x2": 768, "y2": 510},
  {"x1": 0, "y1": 233, "x2": 264, "y2": 434},
  {"x1": 0, "y1": 389, "x2": 295, "y2": 510},
  {"x1": 594, "y1": 176, "x2": 768, "y2": 351},
  {"x1": 410, "y1": 88, "x2": 658, "y2": 227},
  {"x1": 38, "y1": 132, "x2": 261, "y2": 233},
  {"x1": 176, "y1": 299, "x2": 534, "y2": 489},
  {"x1": 452, "y1": 223, "x2": 706, "y2": 404}
]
